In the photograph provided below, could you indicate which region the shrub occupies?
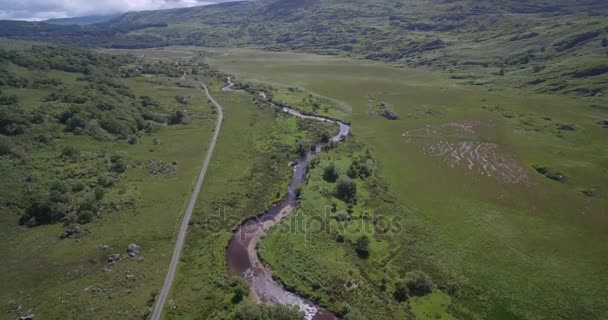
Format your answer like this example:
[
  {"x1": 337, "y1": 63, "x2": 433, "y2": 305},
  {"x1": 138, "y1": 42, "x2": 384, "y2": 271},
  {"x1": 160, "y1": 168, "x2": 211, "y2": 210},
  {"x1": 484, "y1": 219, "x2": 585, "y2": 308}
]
[
  {"x1": 323, "y1": 162, "x2": 339, "y2": 182},
  {"x1": 110, "y1": 154, "x2": 127, "y2": 173},
  {"x1": 336, "y1": 177, "x2": 357, "y2": 202},
  {"x1": 394, "y1": 280, "x2": 409, "y2": 302},
  {"x1": 0, "y1": 135, "x2": 13, "y2": 155},
  {"x1": 404, "y1": 270, "x2": 435, "y2": 296},
  {"x1": 61, "y1": 145, "x2": 80, "y2": 161},
  {"x1": 77, "y1": 210, "x2": 94, "y2": 224},
  {"x1": 168, "y1": 110, "x2": 185, "y2": 125},
  {"x1": 354, "y1": 235, "x2": 370, "y2": 258}
]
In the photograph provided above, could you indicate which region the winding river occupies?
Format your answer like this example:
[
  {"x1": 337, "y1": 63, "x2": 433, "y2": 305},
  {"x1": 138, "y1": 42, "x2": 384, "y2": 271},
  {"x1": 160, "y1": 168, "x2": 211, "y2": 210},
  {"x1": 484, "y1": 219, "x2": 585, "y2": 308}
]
[{"x1": 225, "y1": 81, "x2": 350, "y2": 320}]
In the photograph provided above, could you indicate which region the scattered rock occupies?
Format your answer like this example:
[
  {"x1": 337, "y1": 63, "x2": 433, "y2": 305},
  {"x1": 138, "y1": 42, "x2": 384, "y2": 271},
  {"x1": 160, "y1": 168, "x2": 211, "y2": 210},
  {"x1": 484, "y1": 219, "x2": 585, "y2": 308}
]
[
  {"x1": 597, "y1": 120, "x2": 608, "y2": 128},
  {"x1": 175, "y1": 96, "x2": 188, "y2": 104},
  {"x1": 98, "y1": 244, "x2": 110, "y2": 251},
  {"x1": 106, "y1": 254, "x2": 122, "y2": 267},
  {"x1": 533, "y1": 165, "x2": 566, "y2": 182},
  {"x1": 60, "y1": 224, "x2": 81, "y2": 239},
  {"x1": 139, "y1": 160, "x2": 177, "y2": 176},
  {"x1": 17, "y1": 314, "x2": 34, "y2": 320},
  {"x1": 126, "y1": 243, "x2": 142, "y2": 260},
  {"x1": 581, "y1": 186, "x2": 600, "y2": 197},
  {"x1": 557, "y1": 124, "x2": 575, "y2": 131},
  {"x1": 7, "y1": 300, "x2": 21, "y2": 311}
]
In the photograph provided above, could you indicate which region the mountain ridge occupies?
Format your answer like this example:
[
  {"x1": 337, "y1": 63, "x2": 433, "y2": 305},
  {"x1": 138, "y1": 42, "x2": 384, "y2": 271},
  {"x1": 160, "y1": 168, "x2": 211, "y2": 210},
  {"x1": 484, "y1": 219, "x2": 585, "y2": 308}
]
[{"x1": 0, "y1": 0, "x2": 607, "y2": 97}]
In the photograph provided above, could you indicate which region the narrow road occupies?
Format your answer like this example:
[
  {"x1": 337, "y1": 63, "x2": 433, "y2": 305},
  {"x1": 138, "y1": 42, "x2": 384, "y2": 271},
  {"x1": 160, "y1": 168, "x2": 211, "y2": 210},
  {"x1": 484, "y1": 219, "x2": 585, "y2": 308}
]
[{"x1": 151, "y1": 80, "x2": 224, "y2": 320}]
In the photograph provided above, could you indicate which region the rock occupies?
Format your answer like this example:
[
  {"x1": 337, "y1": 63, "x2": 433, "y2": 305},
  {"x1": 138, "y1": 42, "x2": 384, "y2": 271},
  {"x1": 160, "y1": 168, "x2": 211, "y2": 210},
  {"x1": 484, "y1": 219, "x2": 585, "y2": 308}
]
[
  {"x1": 127, "y1": 243, "x2": 140, "y2": 253},
  {"x1": 557, "y1": 124, "x2": 575, "y2": 131},
  {"x1": 597, "y1": 120, "x2": 608, "y2": 128},
  {"x1": 99, "y1": 244, "x2": 110, "y2": 251},
  {"x1": 126, "y1": 243, "x2": 141, "y2": 260},
  {"x1": 106, "y1": 254, "x2": 122, "y2": 267},
  {"x1": 61, "y1": 224, "x2": 81, "y2": 239},
  {"x1": 17, "y1": 314, "x2": 34, "y2": 320}
]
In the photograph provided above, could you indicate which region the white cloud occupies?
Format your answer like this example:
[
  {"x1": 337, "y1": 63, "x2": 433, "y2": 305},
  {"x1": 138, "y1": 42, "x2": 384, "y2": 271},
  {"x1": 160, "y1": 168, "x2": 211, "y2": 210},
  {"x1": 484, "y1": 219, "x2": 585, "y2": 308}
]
[{"x1": 0, "y1": 0, "x2": 235, "y2": 21}]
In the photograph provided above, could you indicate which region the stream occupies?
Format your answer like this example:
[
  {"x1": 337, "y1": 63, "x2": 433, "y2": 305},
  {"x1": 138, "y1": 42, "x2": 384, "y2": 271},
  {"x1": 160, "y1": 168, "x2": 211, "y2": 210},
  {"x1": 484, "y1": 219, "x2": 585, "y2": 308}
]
[{"x1": 225, "y1": 81, "x2": 350, "y2": 320}]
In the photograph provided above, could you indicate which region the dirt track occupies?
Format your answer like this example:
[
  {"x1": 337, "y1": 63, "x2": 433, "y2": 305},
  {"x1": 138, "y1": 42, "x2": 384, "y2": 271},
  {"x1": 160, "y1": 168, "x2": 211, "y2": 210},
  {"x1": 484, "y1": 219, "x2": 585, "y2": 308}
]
[{"x1": 151, "y1": 80, "x2": 224, "y2": 320}]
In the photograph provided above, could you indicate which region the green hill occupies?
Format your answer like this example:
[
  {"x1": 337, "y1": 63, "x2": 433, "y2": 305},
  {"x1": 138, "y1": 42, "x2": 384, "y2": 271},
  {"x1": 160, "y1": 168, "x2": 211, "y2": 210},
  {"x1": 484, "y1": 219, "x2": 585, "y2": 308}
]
[
  {"x1": 1, "y1": 0, "x2": 607, "y2": 96},
  {"x1": 44, "y1": 14, "x2": 120, "y2": 26}
]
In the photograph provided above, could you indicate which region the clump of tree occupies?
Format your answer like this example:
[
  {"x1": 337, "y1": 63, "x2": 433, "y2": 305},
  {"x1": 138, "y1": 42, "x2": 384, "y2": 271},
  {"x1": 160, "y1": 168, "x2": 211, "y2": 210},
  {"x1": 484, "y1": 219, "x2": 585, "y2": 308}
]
[{"x1": 394, "y1": 270, "x2": 435, "y2": 301}]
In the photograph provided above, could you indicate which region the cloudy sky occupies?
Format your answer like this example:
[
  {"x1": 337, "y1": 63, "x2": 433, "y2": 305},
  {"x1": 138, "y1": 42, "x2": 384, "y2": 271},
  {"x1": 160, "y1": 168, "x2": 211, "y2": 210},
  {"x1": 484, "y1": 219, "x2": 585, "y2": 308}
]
[{"x1": 0, "y1": 0, "x2": 237, "y2": 21}]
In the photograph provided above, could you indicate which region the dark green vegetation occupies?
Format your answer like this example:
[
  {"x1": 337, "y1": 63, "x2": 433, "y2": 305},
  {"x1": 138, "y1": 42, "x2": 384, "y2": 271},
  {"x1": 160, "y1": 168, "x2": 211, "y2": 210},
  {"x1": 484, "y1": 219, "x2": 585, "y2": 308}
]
[
  {"x1": 0, "y1": 42, "x2": 338, "y2": 320},
  {"x1": 0, "y1": 42, "x2": 225, "y2": 319},
  {"x1": 0, "y1": 45, "x2": 190, "y2": 227},
  {"x1": 44, "y1": 14, "x2": 121, "y2": 26},
  {"x1": 1, "y1": 0, "x2": 608, "y2": 96}
]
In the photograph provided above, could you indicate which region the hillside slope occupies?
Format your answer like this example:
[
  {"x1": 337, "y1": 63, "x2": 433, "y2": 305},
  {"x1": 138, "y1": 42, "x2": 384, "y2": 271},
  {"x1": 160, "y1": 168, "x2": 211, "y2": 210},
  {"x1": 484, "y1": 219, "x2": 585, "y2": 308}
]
[{"x1": 1, "y1": 0, "x2": 607, "y2": 97}]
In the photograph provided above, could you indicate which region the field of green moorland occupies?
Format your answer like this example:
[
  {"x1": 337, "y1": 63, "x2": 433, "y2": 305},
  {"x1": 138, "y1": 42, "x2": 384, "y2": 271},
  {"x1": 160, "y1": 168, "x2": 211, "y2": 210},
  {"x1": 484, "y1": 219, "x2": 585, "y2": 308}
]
[
  {"x1": 201, "y1": 48, "x2": 608, "y2": 320},
  {"x1": 0, "y1": 44, "x2": 222, "y2": 320}
]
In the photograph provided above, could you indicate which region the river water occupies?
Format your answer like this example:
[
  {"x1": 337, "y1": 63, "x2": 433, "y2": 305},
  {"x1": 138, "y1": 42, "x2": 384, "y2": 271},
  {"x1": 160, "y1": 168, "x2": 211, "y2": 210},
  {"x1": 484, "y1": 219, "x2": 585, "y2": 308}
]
[{"x1": 225, "y1": 87, "x2": 350, "y2": 320}]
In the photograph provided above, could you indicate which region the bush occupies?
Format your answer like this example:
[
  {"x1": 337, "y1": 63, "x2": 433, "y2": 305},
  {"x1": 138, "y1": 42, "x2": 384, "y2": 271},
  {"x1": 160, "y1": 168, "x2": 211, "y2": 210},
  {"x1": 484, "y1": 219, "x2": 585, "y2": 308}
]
[
  {"x1": 236, "y1": 303, "x2": 304, "y2": 320},
  {"x1": 336, "y1": 176, "x2": 357, "y2": 202},
  {"x1": 404, "y1": 270, "x2": 435, "y2": 296},
  {"x1": 0, "y1": 134, "x2": 13, "y2": 155},
  {"x1": 323, "y1": 162, "x2": 339, "y2": 182},
  {"x1": 354, "y1": 235, "x2": 370, "y2": 258},
  {"x1": 61, "y1": 145, "x2": 80, "y2": 161},
  {"x1": 77, "y1": 210, "x2": 94, "y2": 224},
  {"x1": 110, "y1": 154, "x2": 127, "y2": 173},
  {"x1": 393, "y1": 281, "x2": 409, "y2": 302},
  {"x1": 168, "y1": 110, "x2": 185, "y2": 125}
]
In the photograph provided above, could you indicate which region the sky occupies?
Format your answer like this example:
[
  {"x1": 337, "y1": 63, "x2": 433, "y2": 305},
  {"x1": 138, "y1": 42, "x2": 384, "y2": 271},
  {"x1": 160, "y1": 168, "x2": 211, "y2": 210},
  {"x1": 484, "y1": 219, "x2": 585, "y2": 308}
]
[{"x1": 0, "y1": 0, "x2": 237, "y2": 21}]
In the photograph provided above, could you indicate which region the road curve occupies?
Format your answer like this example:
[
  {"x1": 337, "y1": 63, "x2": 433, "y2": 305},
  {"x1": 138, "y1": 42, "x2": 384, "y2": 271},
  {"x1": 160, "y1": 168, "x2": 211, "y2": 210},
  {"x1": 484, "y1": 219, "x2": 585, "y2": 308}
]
[{"x1": 151, "y1": 80, "x2": 224, "y2": 320}]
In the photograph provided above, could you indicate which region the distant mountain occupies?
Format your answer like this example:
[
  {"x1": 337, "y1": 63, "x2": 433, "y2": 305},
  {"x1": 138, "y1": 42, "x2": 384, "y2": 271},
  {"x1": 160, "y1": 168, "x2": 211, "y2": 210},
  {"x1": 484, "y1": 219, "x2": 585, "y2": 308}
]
[
  {"x1": 0, "y1": 0, "x2": 607, "y2": 96},
  {"x1": 44, "y1": 14, "x2": 121, "y2": 26}
]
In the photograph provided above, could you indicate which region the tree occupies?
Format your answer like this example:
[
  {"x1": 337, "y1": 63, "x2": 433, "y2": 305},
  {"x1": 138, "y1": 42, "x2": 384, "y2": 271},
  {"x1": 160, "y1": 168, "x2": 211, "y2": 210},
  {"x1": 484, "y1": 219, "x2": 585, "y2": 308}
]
[
  {"x1": 354, "y1": 235, "x2": 370, "y2": 258},
  {"x1": 323, "y1": 162, "x2": 339, "y2": 182},
  {"x1": 602, "y1": 37, "x2": 608, "y2": 48},
  {"x1": 404, "y1": 270, "x2": 435, "y2": 296},
  {"x1": 335, "y1": 177, "x2": 357, "y2": 202}
]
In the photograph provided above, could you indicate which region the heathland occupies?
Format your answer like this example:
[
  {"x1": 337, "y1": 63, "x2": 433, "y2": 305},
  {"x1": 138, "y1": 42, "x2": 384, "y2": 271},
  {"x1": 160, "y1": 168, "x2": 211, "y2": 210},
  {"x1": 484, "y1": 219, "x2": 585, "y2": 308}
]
[{"x1": 0, "y1": 0, "x2": 607, "y2": 319}]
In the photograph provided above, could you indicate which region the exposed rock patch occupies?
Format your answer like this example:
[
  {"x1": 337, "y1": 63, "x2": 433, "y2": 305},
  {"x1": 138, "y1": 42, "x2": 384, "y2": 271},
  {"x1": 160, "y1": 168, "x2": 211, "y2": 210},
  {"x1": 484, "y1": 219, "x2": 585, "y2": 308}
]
[
  {"x1": 404, "y1": 121, "x2": 530, "y2": 184},
  {"x1": 127, "y1": 243, "x2": 142, "y2": 260}
]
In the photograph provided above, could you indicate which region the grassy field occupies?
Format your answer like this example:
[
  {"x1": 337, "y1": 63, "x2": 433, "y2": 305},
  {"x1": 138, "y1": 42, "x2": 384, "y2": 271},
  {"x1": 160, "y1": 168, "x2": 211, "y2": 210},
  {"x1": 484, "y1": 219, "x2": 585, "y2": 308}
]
[
  {"x1": 201, "y1": 48, "x2": 608, "y2": 320},
  {"x1": 0, "y1": 58, "x2": 217, "y2": 319}
]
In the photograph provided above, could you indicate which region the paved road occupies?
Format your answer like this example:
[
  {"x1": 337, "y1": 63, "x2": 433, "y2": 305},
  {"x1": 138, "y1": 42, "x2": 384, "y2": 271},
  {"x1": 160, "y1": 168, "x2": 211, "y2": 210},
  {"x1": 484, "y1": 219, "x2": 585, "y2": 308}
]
[{"x1": 151, "y1": 80, "x2": 224, "y2": 320}]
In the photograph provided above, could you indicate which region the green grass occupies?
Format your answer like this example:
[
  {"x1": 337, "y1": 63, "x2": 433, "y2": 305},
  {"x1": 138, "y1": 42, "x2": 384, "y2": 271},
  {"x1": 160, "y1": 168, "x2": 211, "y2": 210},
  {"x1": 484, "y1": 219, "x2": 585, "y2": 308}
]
[
  {"x1": 0, "y1": 69, "x2": 217, "y2": 319},
  {"x1": 200, "y1": 47, "x2": 608, "y2": 320},
  {"x1": 161, "y1": 81, "x2": 337, "y2": 319}
]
